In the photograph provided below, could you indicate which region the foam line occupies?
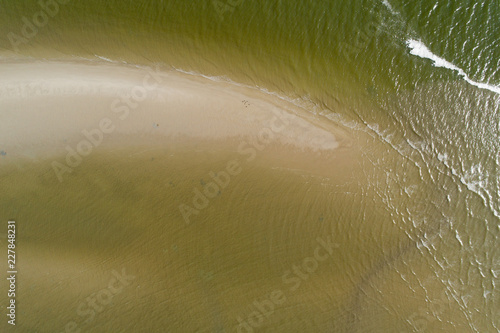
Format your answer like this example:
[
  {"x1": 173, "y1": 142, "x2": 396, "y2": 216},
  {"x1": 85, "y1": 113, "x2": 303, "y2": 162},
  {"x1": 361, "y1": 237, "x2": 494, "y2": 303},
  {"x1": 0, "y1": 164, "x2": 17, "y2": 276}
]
[{"x1": 407, "y1": 39, "x2": 500, "y2": 95}]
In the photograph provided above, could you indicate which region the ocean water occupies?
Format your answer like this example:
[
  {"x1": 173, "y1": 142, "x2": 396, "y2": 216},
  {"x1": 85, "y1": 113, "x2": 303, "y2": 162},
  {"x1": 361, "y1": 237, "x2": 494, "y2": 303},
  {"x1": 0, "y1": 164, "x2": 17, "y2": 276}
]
[{"x1": 0, "y1": 0, "x2": 499, "y2": 332}]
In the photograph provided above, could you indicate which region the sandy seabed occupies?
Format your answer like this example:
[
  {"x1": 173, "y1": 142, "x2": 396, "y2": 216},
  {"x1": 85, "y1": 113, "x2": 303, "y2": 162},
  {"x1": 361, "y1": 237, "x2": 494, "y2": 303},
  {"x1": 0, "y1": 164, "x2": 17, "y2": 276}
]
[{"x1": 0, "y1": 60, "x2": 467, "y2": 332}]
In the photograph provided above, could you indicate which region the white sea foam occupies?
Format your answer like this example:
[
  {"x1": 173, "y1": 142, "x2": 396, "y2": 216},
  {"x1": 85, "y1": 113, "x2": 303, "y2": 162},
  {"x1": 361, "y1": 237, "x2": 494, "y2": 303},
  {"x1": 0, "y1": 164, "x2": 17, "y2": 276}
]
[
  {"x1": 381, "y1": 0, "x2": 399, "y2": 15},
  {"x1": 406, "y1": 39, "x2": 500, "y2": 95}
]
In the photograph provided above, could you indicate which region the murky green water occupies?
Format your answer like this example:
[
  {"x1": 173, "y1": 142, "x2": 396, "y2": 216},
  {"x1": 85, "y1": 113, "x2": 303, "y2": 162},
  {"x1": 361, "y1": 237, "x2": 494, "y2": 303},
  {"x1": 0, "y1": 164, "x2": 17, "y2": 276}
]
[{"x1": 0, "y1": 0, "x2": 499, "y2": 332}]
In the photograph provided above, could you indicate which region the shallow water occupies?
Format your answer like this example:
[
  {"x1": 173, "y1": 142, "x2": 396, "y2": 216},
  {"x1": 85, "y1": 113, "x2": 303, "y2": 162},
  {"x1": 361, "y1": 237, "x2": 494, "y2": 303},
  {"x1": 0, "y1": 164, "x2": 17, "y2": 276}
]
[{"x1": 0, "y1": 0, "x2": 499, "y2": 332}]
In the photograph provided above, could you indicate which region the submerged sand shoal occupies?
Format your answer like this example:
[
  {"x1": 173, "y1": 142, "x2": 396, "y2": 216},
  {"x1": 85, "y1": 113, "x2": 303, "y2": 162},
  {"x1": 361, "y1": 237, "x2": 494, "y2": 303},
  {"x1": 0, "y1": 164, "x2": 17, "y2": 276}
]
[
  {"x1": 0, "y1": 60, "x2": 353, "y2": 164},
  {"x1": 0, "y1": 61, "x2": 468, "y2": 332}
]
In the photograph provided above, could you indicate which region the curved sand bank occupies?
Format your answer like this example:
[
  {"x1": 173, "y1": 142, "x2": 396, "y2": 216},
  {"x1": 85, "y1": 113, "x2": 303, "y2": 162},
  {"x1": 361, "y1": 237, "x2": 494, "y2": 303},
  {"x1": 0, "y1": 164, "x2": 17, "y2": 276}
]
[
  {"x1": 0, "y1": 61, "x2": 468, "y2": 332},
  {"x1": 0, "y1": 61, "x2": 351, "y2": 164}
]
